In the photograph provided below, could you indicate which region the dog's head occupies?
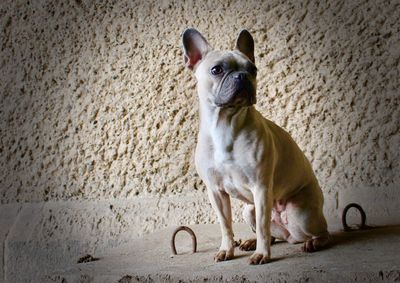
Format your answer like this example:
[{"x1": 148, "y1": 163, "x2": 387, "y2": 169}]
[{"x1": 182, "y1": 29, "x2": 257, "y2": 108}]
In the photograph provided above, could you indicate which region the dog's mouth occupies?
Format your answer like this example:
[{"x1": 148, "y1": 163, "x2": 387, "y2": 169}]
[
  {"x1": 214, "y1": 71, "x2": 256, "y2": 108},
  {"x1": 215, "y1": 86, "x2": 256, "y2": 108},
  {"x1": 215, "y1": 91, "x2": 256, "y2": 108}
]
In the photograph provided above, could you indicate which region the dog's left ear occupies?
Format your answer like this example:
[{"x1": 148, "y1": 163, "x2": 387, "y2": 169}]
[{"x1": 235, "y1": 29, "x2": 255, "y2": 64}]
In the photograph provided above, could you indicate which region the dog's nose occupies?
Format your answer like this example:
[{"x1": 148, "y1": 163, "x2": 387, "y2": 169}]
[{"x1": 233, "y1": 72, "x2": 246, "y2": 81}]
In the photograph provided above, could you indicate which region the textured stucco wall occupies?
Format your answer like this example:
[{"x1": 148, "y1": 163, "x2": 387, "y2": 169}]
[{"x1": 1, "y1": 0, "x2": 399, "y2": 237}]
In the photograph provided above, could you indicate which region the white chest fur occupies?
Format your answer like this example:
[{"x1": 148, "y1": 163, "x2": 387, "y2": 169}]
[
  {"x1": 197, "y1": 104, "x2": 256, "y2": 203},
  {"x1": 210, "y1": 120, "x2": 234, "y2": 165},
  {"x1": 209, "y1": 119, "x2": 254, "y2": 203}
]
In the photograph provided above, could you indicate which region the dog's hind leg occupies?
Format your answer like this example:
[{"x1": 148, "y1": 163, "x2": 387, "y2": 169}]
[
  {"x1": 242, "y1": 204, "x2": 256, "y2": 232},
  {"x1": 285, "y1": 186, "x2": 330, "y2": 252},
  {"x1": 239, "y1": 204, "x2": 257, "y2": 251},
  {"x1": 240, "y1": 204, "x2": 289, "y2": 251}
]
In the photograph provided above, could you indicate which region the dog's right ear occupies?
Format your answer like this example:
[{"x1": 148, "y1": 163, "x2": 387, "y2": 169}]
[
  {"x1": 182, "y1": 28, "x2": 211, "y2": 70},
  {"x1": 235, "y1": 29, "x2": 255, "y2": 64}
]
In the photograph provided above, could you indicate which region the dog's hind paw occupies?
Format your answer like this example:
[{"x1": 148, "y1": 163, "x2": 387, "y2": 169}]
[
  {"x1": 302, "y1": 239, "x2": 316, "y2": 252},
  {"x1": 239, "y1": 239, "x2": 257, "y2": 251},
  {"x1": 239, "y1": 237, "x2": 276, "y2": 251},
  {"x1": 302, "y1": 234, "x2": 330, "y2": 253}
]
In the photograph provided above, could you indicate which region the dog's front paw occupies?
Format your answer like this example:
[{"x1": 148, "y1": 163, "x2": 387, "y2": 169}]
[
  {"x1": 214, "y1": 249, "x2": 234, "y2": 262},
  {"x1": 248, "y1": 252, "x2": 270, "y2": 265}
]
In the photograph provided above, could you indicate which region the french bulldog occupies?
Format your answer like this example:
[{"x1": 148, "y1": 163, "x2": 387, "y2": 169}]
[{"x1": 182, "y1": 28, "x2": 330, "y2": 265}]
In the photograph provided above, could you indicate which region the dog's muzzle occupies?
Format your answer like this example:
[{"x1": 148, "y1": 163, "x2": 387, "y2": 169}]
[{"x1": 215, "y1": 71, "x2": 256, "y2": 107}]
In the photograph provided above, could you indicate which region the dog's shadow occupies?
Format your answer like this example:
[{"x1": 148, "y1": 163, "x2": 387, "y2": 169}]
[
  {"x1": 190, "y1": 225, "x2": 399, "y2": 264},
  {"x1": 231, "y1": 225, "x2": 400, "y2": 263}
]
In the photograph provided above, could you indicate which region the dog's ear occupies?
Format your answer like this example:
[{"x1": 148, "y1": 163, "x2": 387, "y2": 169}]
[
  {"x1": 182, "y1": 28, "x2": 212, "y2": 70},
  {"x1": 235, "y1": 29, "x2": 255, "y2": 64}
]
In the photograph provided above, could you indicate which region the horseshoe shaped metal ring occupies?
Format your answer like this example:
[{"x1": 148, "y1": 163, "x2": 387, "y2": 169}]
[
  {"x1": 342, "y1": 203, "x2": 367, "y2": 231},
  {"x1": 170, "y1": 226, "x2": 197, "y2": 255}
]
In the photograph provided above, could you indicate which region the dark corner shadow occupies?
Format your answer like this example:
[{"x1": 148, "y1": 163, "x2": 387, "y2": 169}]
[{"x1": 327, "y1": 225, "x2": 400, "y2": 248}]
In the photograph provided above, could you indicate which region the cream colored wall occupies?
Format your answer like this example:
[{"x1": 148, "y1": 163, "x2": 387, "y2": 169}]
[{"x1": 1, "y1": 0, "x2": 399, "y2": 235}]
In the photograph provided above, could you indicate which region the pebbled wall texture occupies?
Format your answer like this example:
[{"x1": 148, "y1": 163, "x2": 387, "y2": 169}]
[{"x1": 0, "y1": 0, "x2": 399, "y2": 247}]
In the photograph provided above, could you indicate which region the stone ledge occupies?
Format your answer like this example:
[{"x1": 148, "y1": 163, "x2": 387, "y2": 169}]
[
  {"x1": 48, "y1": 224, "x2": 400, "y2": 283},
  {"x1": 1, "y1": 189, "x2": 399, "y2": 282}
]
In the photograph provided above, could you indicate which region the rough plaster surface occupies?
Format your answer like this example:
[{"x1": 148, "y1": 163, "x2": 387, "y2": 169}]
[
  {"x1": 0, "y1": 0, "x2": 399, "y2": 265},
  {"x1": 0, "y1": 0, "x2": 399, "y2": 281}
]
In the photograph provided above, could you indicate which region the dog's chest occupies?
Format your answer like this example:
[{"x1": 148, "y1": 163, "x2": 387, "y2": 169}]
[
  {"x1": 198, "y1": 115, "x2": 259, "y2": 202},
  {"x1": 210, "y1": 123, "x2": 235, "y2": 164},
  {"x1": 209, "y1": 132, "x2": 253, "y2": 201},
  {"x1": 210, "y1": 162, "x2": 252, "y2": 201}
]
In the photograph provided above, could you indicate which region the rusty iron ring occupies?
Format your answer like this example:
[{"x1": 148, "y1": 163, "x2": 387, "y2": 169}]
[
  {"x1": 342, "y1": 203, "x2": 367, "y2": 231},
  {"x1": 171, "y1": 226, "x2": 197, "y2": 255}
]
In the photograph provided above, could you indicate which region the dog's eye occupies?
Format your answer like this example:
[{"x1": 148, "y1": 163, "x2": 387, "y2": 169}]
[{"x1": 210, "y1": 65, "x2": 224, "y2": 75}]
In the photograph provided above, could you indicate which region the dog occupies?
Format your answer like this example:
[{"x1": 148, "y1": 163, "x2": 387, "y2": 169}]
[{"x1": 182, "y1": 28, "x2": 330, "y2": 265}]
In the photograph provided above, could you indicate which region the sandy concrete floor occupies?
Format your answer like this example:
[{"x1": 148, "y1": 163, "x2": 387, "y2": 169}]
[{"x1": 46, "y1": 224, "x2": 400, "y2": 283}]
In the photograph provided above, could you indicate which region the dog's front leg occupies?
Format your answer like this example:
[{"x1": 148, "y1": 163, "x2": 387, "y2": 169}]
[
  {"x1": 207, "y1": 188, "x2": 235, "y2": 262},
  {"x1": 249, "y1": 185, "x2": 273, "y2": 265}
]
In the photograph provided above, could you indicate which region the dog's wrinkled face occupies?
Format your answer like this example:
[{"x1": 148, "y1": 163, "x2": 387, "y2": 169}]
[
  {"x1": 183, "y1": 29, "x2": 257, "y2": 108},
  {"x1": 196, "y1": 51, "x2": 257, "y2": 107}
]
